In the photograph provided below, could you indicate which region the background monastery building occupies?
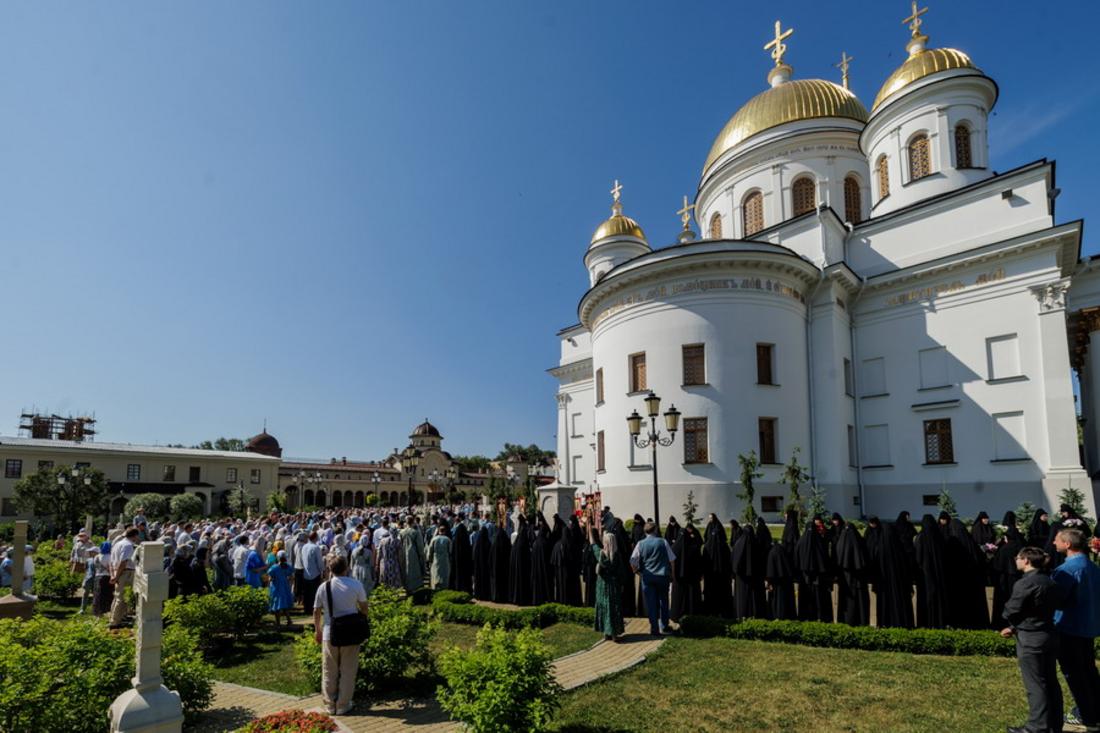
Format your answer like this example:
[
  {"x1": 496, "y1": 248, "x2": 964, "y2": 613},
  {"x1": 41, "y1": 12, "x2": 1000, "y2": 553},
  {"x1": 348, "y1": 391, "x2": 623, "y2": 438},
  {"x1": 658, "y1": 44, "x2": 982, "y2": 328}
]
[{"x1": 551, "y1": 13, "x2": 1100, "y2": 522}]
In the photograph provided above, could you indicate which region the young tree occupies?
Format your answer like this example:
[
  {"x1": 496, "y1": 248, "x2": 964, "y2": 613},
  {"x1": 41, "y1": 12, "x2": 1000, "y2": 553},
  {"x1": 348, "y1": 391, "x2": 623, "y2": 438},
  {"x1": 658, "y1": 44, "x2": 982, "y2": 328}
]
[
  {"x1": 808, "y1": 482, "x2": 828, "y2": 523},
  {"x1": 682, "y1": 490, "x2": 699, "y2": 526},
  {"x1": 937, "y1": 487, "x2": 958, "y2": 519},
  {"x1": 779, "y1": 447, "x2": 810, "y2": 521},
  {"x1": 14, "y1": 464, "x2": 110, "y2": 533},
  {"x1": 737, "y1": 451, "x2": 763, "y2": 525},
  {"x1": 1058, "y1": 482, "x2": 1093, "y2": 522}
]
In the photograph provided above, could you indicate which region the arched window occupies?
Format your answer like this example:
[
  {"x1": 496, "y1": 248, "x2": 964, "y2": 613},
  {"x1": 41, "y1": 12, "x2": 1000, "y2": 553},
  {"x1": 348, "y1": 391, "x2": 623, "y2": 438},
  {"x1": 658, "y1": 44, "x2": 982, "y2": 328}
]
[
  {"x1": 709, "y1": 212, "x2": 723, "y2": 239},
  {"x1": 955, "y1": 123, "x2": 973, "y2": 168},
  {"x1": 315, "y1": 490, "x2": 326, "y2": 507},
  {"x1": 742, "y1": 191, "x2": 764, "y2": 236},
  {"x1": 844, "y1": 175, "x2": 862, "y2": 224},
  {"x1": 908, "y1": 134, "x2": 931, "y2": 180},
  {"x1": 791, "y1": 177, "x2": 816, "y2": 216},
  {"x1": 304, "y1": 489, "x2": 314, "y2": 506},
  {"x1": 354, "y1": 491, "x2": 364, "y2": 508},
  {"x1": 380, "y1": 491, "x2": 389, "y2": 504},
  {"x1": 332, "y1": 491, "x2": 342, "y2": 507},
  {"x1": 344, "y1": 490, "x2": 353, "y2": 506},
  {"x1": 877, "y1": 155, "x2": 890, "y2": 199}
]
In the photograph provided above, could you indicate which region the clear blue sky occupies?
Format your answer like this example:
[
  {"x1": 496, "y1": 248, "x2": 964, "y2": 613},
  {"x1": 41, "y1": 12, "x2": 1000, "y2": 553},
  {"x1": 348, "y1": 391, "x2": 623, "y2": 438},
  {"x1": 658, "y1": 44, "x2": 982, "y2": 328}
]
[{"x1": 1, "y1": 1, "x2": 1097, "y2": 460}]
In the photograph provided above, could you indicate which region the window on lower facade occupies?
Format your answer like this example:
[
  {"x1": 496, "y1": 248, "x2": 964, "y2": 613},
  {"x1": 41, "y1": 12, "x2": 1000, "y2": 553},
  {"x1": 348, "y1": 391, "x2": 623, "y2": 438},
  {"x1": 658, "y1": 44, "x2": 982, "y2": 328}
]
[
  {"x1": 4, "y1": 460, "x2": 22, "y2": 479},
  {"x1": 163, "y1": 465, "x2": 176, "y2": 482},
  {"x1": 683, "y1": 418, "x2": 708, "y2": 464},
  {"x1": 189, "y1": 466, "x2": 201, "y2": 483},
  {"x1": 758, "y1": 418, "x2": 777, "y2": 464},
  {"x1": 37, "y1": 460, "x2": 54, "y2": 471},
  {"x1": 629, "y1": 353, "x2": 647, "y2": 393},
  {"x1": 226, "y1": 468, "x2": 238, "y2": 483},
  {"x1": 923, "y1": 419, "x2": 954, "y2": 464},
  {"x1": 597, "y1": 431, "x2": 605, "y2": 472},
  {"x1": 0, "y1": 498, "x2": 16, "y2": 516},
  {"x1": 756, "y1": 344, "x2": 775, "y2": 385},
  {"x1": 251, "y1": 468, "x2": 262, "y2": 484},
  {"x1": 126, "y1": 464, "x2": 141, "y2": 481},
  {"x1": 922, "y1": 494, "x2": 939, "y2": 506},
  {"x1": 760, "y1": 496, "x2": 782, "y2": 513},
  {"x1": 682, "y1": 344, "x2": 705, "y2": 385}
]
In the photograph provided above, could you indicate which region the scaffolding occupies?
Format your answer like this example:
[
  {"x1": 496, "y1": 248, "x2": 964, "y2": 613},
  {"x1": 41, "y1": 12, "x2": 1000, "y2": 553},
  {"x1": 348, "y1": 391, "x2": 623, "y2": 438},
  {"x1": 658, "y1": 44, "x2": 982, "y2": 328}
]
[{"x1": 18, "y1": 411, "x2": 97, "y2": 442}]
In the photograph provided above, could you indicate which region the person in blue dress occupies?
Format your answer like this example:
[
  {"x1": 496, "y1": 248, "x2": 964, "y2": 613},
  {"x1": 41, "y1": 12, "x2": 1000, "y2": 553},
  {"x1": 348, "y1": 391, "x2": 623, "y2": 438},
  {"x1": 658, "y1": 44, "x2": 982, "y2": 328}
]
[
  {"x1": 268, "y1": 550, "x2": 295, "y2": 626},
  {"x1": 245, "y1": 541, "x2": 267, "y2": 589}
]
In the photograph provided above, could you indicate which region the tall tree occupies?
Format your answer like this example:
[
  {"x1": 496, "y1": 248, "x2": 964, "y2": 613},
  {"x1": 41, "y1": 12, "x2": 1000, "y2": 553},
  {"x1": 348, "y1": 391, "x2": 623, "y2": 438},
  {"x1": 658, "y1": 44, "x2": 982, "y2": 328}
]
[
  {"x1": 14, "y1": 464, "x2": 110, "y2": 532},
  {"x1": 194, "y1": 437, "x2": 245, "y2": 451}
]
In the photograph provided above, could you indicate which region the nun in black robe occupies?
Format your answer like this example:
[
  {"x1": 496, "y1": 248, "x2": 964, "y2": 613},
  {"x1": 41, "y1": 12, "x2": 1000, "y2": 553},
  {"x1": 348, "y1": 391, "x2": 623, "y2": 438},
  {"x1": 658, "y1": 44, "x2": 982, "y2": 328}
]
[
  {"x1": 550, "y1": 522, "x2": 582, "y2": 606},
  {"x1": 610, "y1": 519, "x2": 636, "y2": 617},
  {"x1": 509, "y1": 515, "x2": 533, "y2": 605},
  {"x1": 913, "y1": 514, "x2": 949, "y2": 628},
  {"x1": 581, "y1": 527, "x2": 598, "y2": 606},
  {"x1": 970, "y1": 511, "x2": 996, "y2": 547},
  {"x1": 1026, "y1": 508, "x2": 1051, "y2": 548},
  {"x1": 730, "y1": 521, "x2": 760, "y2": 619},
  {"x1": 531, "y1": 514, "x2": 553, "y2": 606},
  {"x1": 944, "y1": 518, "x2": 990, "y2": 629},
  {"x1": 664, "y1": 517, "x2": 682, "y2": 613},
  {"x1": 874, "y1": 521, "x2": 915, "y2": 628},
  {"x1": 471, "y1": 522, "x2": 493, "y2": 601},
  {"x1": 990, "y1": 517, "x2": 1023, "y2": 629},
  {"x1": 489, "y1": 520, "x2": 512, "y2": 603},
  {"x1": 670, "y1": 523, "x2": 703, "y2": 620},
  {"x1": 795, "y1": 516, "x2": 833, "y2": 622},
  {"x1": 834, "y1": 521, "x2": 871, "y2": 626},
  {"x1": 450, "y1": 521, "x2": 474, "y2": 594},
  {"x1": 752, "y1": 518, "x2": 773, "y2": 618},
  {"x1": 765, "y1": 513, "x2": 798, "y2": 620},
  {"x1": 631, "y1": 514, "x2": 647, "y2": 615},
  {"x1": 702, "y1": 514, "x2": 732, "y2": 617},
  {"x1": 864, "y1": 516, "x2": 884, "y2": 619}
]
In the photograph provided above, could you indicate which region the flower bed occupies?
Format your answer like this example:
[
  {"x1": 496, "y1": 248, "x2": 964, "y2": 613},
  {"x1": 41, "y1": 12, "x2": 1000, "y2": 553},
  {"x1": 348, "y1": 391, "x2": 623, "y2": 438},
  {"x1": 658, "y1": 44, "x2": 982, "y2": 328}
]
[{"x1": 236, "y1": 710, "x2": 338, "y2": 733}]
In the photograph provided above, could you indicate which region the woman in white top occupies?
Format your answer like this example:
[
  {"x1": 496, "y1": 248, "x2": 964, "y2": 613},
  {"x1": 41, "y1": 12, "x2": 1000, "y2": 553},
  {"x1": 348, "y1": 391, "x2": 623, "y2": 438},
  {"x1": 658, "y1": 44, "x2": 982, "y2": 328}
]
[{"x1": 312, "y1": 553, "x2": 368, "y2": 716}]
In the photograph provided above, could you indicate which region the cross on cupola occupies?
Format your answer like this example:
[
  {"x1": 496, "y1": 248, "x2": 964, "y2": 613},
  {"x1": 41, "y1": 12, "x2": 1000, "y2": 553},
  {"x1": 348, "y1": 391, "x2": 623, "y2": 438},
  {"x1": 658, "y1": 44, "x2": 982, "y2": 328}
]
[
  {"x1": 676, "y1": 195, "x2": 696, "y2": 243},
  {"x1": 610, "y1": 179, "x2": 624, "y2": 216},
  {"x1": 902, "y1": 1, "x2": 930, "y2": 55},
  {"x1": 764, "y1": 20, "x2": 794, "y2": 86},
  {"x1": 836, "y1": 52, "x2": 853, "y2": 90}
]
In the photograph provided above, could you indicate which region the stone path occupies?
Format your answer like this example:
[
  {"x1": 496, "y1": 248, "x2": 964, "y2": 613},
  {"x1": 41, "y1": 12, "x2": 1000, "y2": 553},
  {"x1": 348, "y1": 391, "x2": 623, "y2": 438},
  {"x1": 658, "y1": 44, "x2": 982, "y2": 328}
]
[{"x1": 189, "y1": 617, "x2": 664, "y2": 732}]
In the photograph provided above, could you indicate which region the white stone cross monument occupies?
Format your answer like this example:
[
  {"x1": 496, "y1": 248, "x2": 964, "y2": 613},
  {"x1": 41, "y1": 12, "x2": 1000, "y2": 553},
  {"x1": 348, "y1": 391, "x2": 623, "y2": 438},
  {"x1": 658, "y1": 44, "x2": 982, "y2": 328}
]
[
  {"x1": 109, "y1": 541, "x2": 183, "y2": 733},
  {"x1": 0, "y1": 520, "x2": 34, "y2": 619}
]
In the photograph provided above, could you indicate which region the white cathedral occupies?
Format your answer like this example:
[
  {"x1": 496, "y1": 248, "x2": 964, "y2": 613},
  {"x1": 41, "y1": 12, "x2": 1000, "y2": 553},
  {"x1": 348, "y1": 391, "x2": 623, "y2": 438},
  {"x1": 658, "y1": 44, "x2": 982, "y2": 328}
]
[{"x1": 549, "y1": 10, "x2": 1100, "y2": 523}]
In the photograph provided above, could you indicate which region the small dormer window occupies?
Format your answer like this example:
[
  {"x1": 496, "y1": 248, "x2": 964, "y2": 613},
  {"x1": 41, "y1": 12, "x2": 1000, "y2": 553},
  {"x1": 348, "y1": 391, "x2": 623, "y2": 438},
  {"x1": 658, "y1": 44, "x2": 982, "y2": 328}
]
[
  {"x1": 843, "y1": 175, "x2": 862, "y2": 224},
  {"x1": 709, "y1": 212, "x2": 723, "y2": 239},
  {"x1": 908, "y1": 134, "x2": 931, "y2": 180},
  {"x1": 877, "y1": 155, "x2": 890, "y2": 199},
  {"x1": 791, "y1": 177, "x2": 816, "y2": 216},
  {"x1": 742, "y1": 191, "x2": 764, "y2": 237},
  {"x1": 954, "y1": 123, "x2": 973, "y2": 168}
]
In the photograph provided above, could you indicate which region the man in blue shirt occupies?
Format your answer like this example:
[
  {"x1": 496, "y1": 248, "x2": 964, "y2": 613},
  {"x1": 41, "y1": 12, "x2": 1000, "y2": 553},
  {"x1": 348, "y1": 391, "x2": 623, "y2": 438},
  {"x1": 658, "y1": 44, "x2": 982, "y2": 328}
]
[
  {"x1": 1051, "y1": 528, "x2": 1100, "y2": 732},
  {"x1": 630, "y1": 520, "x2": 676, "y2": 636}
]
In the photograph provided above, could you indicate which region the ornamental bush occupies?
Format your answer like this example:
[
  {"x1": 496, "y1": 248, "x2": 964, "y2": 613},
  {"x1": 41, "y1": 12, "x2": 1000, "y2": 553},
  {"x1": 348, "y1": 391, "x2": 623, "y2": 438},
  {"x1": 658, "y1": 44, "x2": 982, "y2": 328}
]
[
  {"x1": 436, "y1": 624, "x2": 562, "y2": 733},
  {"x1": 123, "y1": 493, "x2": 169, "y2": 522},
  {"x1": 33, "y1": 559, "x2": 81, "y2": 600},
  {"x1": 0, "y1": 616, "x2": 212, "y2": 733},
  {"x1": 295, "y1": 585, "x2": 437, "y2": 694},
  {"x1": 431, "y1": 590, "x2": 595, "y2": 629},
  {"x1": 168, "y1": 494, "x2": 205, "y2": 521},
  {"x1": 237, "y1": 709, "x2": 337, "y2": 733},
  {"x1": 164, "y1": 585, "x2": 268, "y2": 651}
]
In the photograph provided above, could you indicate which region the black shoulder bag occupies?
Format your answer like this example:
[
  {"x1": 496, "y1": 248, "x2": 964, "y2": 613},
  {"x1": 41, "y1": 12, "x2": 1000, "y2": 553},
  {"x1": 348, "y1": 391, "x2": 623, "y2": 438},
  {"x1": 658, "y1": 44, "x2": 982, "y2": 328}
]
[{"x1": 325, "y1": 580, "x2": 370, "y2": 647}]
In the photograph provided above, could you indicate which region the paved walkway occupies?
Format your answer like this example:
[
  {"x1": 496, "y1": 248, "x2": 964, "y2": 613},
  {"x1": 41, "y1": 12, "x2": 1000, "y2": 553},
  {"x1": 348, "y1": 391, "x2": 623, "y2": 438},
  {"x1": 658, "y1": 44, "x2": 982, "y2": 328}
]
[{"x1": 189, "y1": 617, "x2": 664, "y2": 732}]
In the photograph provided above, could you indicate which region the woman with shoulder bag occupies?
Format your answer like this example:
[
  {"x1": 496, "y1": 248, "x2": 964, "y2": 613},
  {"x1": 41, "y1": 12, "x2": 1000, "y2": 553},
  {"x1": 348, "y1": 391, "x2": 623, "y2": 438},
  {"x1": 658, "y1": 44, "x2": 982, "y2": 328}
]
[{"x1": 313, "y1": 553, "x2": 369, "y2": 716}]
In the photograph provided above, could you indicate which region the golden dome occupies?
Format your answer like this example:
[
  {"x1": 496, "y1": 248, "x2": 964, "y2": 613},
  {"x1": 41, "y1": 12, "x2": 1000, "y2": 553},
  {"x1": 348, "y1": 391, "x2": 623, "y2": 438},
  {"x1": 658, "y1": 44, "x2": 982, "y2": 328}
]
[
  {"x1": 590, "y1": 213, "x2": 646, "y2": 245},
  {"x1": 872, "y1": 47, "x2": 977, "y2": 111},
  {"x1": 703, "y1": 79, "x2": 868, "y2": 174}
]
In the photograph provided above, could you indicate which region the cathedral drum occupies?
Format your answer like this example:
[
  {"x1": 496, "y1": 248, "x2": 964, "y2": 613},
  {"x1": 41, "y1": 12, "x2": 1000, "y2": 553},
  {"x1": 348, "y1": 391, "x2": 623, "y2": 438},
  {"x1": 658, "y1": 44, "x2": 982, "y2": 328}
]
[{"x1": 580, "y1": 242, "x2": 820, "y2": 522}]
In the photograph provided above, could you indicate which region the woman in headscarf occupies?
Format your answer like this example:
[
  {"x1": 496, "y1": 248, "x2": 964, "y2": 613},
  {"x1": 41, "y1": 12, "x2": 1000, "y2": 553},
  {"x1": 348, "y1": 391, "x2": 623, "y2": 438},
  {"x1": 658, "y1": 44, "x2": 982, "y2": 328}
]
[
  {"x1": 350, "y1": 531, "x2": 375, "y2": 596},
  {"x1": 490, "y1": 516, "x2": 513, "y2": 603},
  {"x1": 795, "y1": 516, "x2": 834, "y2": 623},
  {"x1": 427, "y1": 524, "x2": 452, "y2": 590},
  {"x1": 970, "y1": 511, "x2": 996, "y2": 547},
  {"x1": 1027, "y1": 508, "x2": 1051, "y2": 548},
  {"x1": 610, "y1": 518, "x2": 636, "y2": 617},
  {"x1": 189, "y1": 546, "x2": 212, "y2": 596},
  {"x1": 874, "y1": 521, "x2": 915, "y2": 628},
  {"x1": 550, "y1": 520, "x2": 581, "y2": 606},
  {"x1": 92, "y1": 540, "x2": 114, "y2": 616},
  {"x1": 450, "y1": 519, "x2": 473, "y2": 594},
  {"x1": 943, "y1": 517, "x2": 990, "y2": 629},
  {"x1": 592, "y1": 531, "x2": 625, "y2": 641},
  {"x1": 752, "y1": 517, "x2": 774, "y2": 618},
  {"x1": 376, "y1": 526, "x2": 404, "y2": 590},
  {"x1": 509, "y1": 514, "x2": 533, "y2": 605},
  {"x1": 267, "y1": 550, "x2": 295, "y2": 626},
  {"x1": 702, "y1": 513, "x2": 732, "y2": 617},
  {"x1": 767, "y1": 510, "x2": 800, "y2": 620},
  {"x1": 530, "y1": 514, "x2": 553, "y2": 605},
  {"x1": 834, "y1": 520, "x2": 871, "y2": 626},
  {"x1": 671, "y1": 522, "x2": 703, "y2": 621},
  {"x1": 169, "y1": 543, "x2": 194, "y2": 598},
  {"x1": 913, "y1": 514, "x2": 949, "y2": 628},
  {"x1": 472, "y1": 518, "x2": 493, "y2": 601},
  {"x1": 631, "y1": 514, "x2": 647, "y2": 615}
]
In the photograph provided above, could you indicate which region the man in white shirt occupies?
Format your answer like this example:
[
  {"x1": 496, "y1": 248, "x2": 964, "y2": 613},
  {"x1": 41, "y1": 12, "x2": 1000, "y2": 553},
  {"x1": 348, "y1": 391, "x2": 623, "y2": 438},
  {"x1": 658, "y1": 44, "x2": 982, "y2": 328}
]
[
  {"x1": 300, "y1": 532, "x2": 324, "y2": 614},
  {"x1": 109, "y1": 528, "x2": 139, "y2": 627},
  {"x1": 231, "y1": 535, "x2": 251, "y2": 585},
  {"x1": 313, "y1": 553, "x2": 368, "y2": 716}
]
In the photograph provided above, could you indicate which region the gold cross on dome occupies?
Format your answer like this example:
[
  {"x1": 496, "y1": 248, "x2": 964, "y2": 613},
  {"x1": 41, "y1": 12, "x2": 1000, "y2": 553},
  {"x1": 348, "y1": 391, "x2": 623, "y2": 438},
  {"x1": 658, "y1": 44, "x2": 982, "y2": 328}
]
[
  {"x1": 836, "y1": 52, "x2": 853, "y2": 90},
  {"x1": 610, "y1": 179, "x2": 622, "y2": 203},
  {"x1": 764, "y1": 20, "x2": 793, "y2": 67},
  {"x1": 677, "y1": 195, "x2": 695, "y2": 230},
  {"x1": 903, "y1": 1, "x2": 928, "y2": 37}
]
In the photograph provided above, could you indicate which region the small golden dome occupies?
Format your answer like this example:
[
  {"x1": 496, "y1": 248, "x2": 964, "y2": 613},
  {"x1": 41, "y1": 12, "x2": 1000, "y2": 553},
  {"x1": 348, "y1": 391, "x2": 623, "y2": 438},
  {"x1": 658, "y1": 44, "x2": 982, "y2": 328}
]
[
  {"x1": 591, "y1": 213, "x2": 646, "y2": 245},
  {"x1": 703, "y1": 79, "x2": 868, "y2": 174},
  {"x1": 872, "y1": 47, "x2": 977, "y2": 111}
]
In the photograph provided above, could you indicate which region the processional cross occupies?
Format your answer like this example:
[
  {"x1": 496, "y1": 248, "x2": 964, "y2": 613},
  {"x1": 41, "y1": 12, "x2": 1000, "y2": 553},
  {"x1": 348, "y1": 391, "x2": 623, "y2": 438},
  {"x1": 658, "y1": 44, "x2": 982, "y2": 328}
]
[
  {"x1": 764, "y1": 20, "x2": 793, "y2": 67},
  {"x1": 903, "y1": 1, "x2": 928, "y2": 37}
]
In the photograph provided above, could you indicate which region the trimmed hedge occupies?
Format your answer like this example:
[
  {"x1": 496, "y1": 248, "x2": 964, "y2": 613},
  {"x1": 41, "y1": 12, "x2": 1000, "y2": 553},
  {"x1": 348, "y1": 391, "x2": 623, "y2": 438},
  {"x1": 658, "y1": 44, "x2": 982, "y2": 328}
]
[
  {"x1": 431, "y1": 591, "x2": 595, "y2": 629},
  {"x1": 679, "y1": 615, "x2": 1100, "y2": 659}
]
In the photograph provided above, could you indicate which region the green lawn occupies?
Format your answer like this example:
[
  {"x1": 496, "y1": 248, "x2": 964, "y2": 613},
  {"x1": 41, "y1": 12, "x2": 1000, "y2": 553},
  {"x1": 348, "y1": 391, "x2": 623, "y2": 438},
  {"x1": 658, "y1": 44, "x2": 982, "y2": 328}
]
[
  {"x1": 210, "y1": 620, "x2": 602, "y2": 697},
  {"x1": 551, "y1": 636, "x2": 1058, "y2": 733}
]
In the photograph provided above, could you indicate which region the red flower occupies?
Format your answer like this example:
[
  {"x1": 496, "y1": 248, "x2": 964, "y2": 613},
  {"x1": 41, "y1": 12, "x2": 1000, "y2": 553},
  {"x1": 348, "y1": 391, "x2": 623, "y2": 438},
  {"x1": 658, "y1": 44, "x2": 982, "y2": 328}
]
[{"x1": 240, "y1": 709, "x2": 338, "y2": 733}]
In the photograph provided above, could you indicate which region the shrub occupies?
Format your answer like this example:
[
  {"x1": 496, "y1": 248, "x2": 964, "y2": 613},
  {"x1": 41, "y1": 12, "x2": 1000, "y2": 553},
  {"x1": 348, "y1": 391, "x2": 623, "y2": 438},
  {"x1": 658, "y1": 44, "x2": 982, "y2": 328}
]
[
  {"x1": 164, "y1": 585, "x2": 268, "y2": 651},
  {"x1": 32, "y1": 560, "x2": 81, "y2": 600},
  {"x1": 168, "y1": 494, "x2": 204, "y2": 521},
  {"x1": 437, "y1": 624, "x2": 562, "y2": 733},
  {"x1": 296, "y1": 586, "x2": 437, "y2": 694},
  {"x1": 0, "y1": 616, "x2": 213, "y2": 732},
  {"x1": 161, "y1": 623, "x2": 216, "y2": 718},
  {"x1": 123, "y1": 493, "x2": 169, "y2": 522},
  {"x1": 237, "y1": 710, "x2": 337, "y2": 733},
  {"x1": 431, "y1": 590, "x2": 594, "y2": 629}
]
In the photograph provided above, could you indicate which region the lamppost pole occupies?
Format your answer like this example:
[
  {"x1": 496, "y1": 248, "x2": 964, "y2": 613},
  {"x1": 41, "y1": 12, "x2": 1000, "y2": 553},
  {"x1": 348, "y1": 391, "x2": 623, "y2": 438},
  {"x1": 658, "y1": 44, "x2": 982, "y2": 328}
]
[
  {"x1": 371, "y1": 472, "x2": 380, "y2": 504},
  {"x1": 627, "y1": 391, "x2": 681, "y2": 536}
]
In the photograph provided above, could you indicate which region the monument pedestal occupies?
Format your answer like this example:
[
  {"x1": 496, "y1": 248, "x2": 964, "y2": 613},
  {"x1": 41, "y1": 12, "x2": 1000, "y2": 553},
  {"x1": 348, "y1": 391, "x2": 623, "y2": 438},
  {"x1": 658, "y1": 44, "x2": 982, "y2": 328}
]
[
  {"x1": 108, "y1": 687, "x2": 183, "y2": 733},
  {"x1": 536, "y1": 482, "x2": 577, "y2": 523},
  {"x1": 0, "y1": 594, "x2": 34, "y2": 620},
  {"x1": 0, "y1": 520, "x2": 35, "y2": 619}
]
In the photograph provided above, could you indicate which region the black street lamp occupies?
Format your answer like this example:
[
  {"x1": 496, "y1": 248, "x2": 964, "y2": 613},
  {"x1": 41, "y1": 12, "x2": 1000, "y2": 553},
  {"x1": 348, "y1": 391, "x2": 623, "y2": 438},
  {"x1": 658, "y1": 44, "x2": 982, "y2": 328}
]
[
  {"x1": 627, "y1": 391, "x2": 681, "y2": 535},
  {"x1": 403, "y1": 447, "x2": 420, "y2": 508}
]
